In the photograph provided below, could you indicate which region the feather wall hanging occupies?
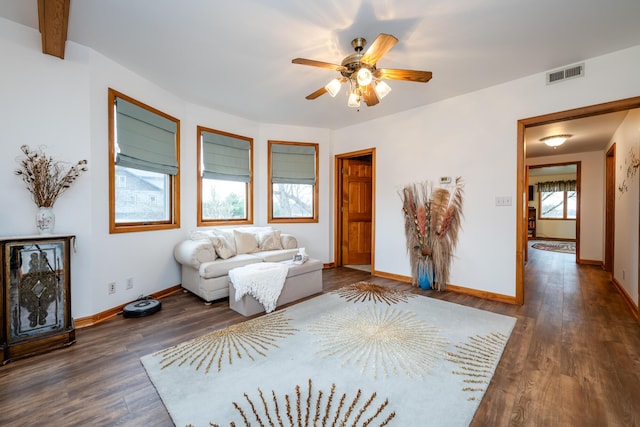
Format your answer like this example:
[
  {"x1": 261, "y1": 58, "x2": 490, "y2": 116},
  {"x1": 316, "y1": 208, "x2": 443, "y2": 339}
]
[{"x1": 399, "y1": 177, "x2": 464, "y2": 291}]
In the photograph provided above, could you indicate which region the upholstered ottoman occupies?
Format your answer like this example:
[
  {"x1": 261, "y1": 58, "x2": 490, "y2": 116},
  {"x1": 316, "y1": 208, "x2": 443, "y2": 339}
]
[{"x1": 229, "y1": 259, "x2": 323, "y2": 316}]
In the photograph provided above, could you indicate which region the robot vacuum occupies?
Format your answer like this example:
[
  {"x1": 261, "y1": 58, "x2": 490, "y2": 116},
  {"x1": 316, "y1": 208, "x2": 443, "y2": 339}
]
[{"x1": 123, "y1": 297, "x2": 162, "y2": 318}]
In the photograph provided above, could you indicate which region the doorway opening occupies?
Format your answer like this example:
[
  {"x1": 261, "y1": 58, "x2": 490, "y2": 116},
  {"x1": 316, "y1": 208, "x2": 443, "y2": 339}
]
[
  {"x1": 335, "y1": 148, "x2": 375, "y2": 273},
  {"x1": 516, "y1": 96, "x2": 640, "y2": 305},
  {"x1": 527, "y1": 162, "x2": 580, "y2": 262}
]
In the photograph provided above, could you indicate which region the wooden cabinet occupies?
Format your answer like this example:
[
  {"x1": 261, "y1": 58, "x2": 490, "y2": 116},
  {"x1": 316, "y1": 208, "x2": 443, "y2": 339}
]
[
  {"x1": 528, "y1": 207, "x2": 537, "y2": 239},
  {"x1": 1, "y1": 235, "x2": 75, "y2": 364}
]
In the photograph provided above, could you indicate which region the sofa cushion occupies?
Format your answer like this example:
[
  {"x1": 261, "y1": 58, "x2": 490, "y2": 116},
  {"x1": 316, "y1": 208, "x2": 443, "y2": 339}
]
[
  {"x1": 253, "y1": 248, "x2": 299, "y2": 262},
  {"x1": 257, "y1": 230, "x2": 283, "y2": 251},
  {"x1": 234, "y1": 229, "x2": 259, "y2": 254},
  {"x1": 211, "y1": 231, "x2": 237, "y2": 259},
  {"x1": 280, "y1": 233, "x2": 298, "y2": 249},
  {"x1": 174, "y1": 239, "x2": 217, "y2": 268},
  {"x1": 189, "y1": 229, "x2": 217, "y2": 240},
  {"x1": 199, "y1": 254, "x2": 262, "y2": 279}
]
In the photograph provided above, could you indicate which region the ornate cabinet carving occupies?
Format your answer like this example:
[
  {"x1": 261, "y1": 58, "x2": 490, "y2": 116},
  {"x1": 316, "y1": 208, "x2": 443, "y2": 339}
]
[{"x1": 1, "y1": 235, "x2": 75, "y2": 364}]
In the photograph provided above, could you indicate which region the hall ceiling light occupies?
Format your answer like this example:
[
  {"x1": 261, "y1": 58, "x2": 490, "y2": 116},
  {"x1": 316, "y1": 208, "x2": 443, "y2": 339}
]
[{"x1": 541, "y1": 134, "x2": 572, "y2": 148}]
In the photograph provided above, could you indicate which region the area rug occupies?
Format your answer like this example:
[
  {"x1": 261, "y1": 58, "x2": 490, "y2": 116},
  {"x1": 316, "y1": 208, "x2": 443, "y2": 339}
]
[
  {"x1": 141, "y1": 282, "x2": 517, "y2": 426},
  {"x1": 531, "y1": 241, "x2": 576, "y2": 254}
]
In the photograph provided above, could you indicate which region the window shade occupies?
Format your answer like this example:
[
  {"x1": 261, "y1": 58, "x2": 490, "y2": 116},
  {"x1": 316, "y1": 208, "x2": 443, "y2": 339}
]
[
  {"x1": 201, "y1": 131, "x2": 251, "y2": 182},
  {"x1": 115, "y1": 97, "x2": 178, "y2": 175},
  {"x1": 271, "y1": 144, "x2": 316, "y2": 185}
]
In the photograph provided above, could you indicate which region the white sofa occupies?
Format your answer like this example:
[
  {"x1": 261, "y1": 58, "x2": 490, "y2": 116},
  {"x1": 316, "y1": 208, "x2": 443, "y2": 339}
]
[{"x1": 173, "y1": 227, "x2": 299, "y2": 303}]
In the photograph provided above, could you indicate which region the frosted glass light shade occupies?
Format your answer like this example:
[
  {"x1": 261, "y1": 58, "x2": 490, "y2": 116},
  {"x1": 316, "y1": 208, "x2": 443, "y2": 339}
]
[
  {"x1": 541, "y1": 134, "x2": 571, "y2": 147},
  {"x1": 347, "y1": 92, "x2": 360, "y2": 108},
  {"x1": 325, "y1": 78, "x2": 342, "y2": 97},
  {"x1": 356, "y1": 68, "x2": 373, "y2": 86},
  {"x1": 374, "y1": 80, "x2": 392, "y2": 99}
]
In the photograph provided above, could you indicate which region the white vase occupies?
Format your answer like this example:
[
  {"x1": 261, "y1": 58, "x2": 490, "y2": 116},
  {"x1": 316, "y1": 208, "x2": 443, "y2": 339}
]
[{"x1": 36, "y1": 207, "x2": 55, "y2": 235}]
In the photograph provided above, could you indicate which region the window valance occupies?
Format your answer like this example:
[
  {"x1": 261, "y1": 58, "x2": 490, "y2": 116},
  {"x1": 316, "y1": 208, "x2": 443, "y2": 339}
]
[{"x1": 536, "y1": 180, "x2": 576, "y2": 192}]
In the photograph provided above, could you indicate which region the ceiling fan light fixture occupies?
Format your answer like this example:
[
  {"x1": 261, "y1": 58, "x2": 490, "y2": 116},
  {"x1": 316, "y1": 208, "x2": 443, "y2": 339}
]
[
  {"x1": 374, "y1": 80, "x2": 392, "y2": 99},
  {"x1": 356, "y1": 67, "x2": 373, "y2": 86},
  {"x1": 541, "y1": 134, "x2": 572, "y2": 147},
  {"x1": 325, "y1": 78, "x2": 342, "y2": 97},
  {"x1": 347, "y1": 91, "x2": 360, "y2": 108}
]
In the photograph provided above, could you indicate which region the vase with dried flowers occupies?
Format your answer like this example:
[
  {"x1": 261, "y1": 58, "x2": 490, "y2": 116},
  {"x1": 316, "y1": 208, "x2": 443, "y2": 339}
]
[
  {"x1": 399, "y1": 177, "x2": 464, "y2": 291},
  {"x1": 15, "y1": 145, "x2": 88, "y2": 235}
]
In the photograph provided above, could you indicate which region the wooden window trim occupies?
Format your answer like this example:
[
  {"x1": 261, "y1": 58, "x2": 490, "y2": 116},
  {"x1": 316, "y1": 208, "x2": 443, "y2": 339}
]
[
  {"x1": 267, "y1": 140, "x2": 319, "y2": 224},
  {"x1": 197, "y1": 126, "x2": 254, "y2": 226},
  {"x1": 538, "y1": 190, "x2": 576, "y2": 221},
  {"x1": 108, "y1": 88, "x2": 180, "y2": 233}
]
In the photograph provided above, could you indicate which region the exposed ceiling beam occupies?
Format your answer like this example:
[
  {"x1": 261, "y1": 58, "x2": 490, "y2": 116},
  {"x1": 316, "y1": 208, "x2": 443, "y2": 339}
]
[{"x1": 38, "y1": 0, "x2": 70, "y2": 59}]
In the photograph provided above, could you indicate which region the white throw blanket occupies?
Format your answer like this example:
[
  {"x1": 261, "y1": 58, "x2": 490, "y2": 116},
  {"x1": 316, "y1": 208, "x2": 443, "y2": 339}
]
[{"x1": 229, "y1": 263, "x2": 289, "y2": 313}]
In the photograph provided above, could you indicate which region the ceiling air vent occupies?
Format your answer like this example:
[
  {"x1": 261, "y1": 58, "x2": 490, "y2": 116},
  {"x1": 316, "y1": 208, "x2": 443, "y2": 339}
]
[{"x1": 546, "y1": 63, "x2": 584, "y2": 85}]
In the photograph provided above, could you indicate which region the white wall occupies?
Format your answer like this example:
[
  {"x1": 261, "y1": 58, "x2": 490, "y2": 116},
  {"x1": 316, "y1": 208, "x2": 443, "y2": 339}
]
[
  {"x1": 332, "y1": 45, "x2": 640, "y2": 298},
  {"x1": 608, "y1": 109, "x2": 640, "y2": 304},
  {"x1": 0, "y1": 18, "x2": 332, "y2": 318}
]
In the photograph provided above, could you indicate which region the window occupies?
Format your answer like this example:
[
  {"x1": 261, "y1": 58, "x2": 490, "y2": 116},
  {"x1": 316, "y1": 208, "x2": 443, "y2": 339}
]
[
  {"x1": 537, "y1": 180, "x2": 576, "y2": 220},
  {"x1": 268, "y1": 140, "x2": 318, "y2": 223},
  {"x1": 197, "y1": 126, "x2": 253, "y2": 226},
  {"x1": 108, "y1": 88, "x2": 180, "y2": 233}
]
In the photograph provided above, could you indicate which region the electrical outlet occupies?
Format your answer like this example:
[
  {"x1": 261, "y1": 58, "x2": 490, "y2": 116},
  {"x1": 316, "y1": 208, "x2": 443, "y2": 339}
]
[
  {"x1": 108, "y1": 282, "x2": 116, "y2": 294},
  {"x1": 126, "y1": 277, "x2": 134, "y2": 290}
]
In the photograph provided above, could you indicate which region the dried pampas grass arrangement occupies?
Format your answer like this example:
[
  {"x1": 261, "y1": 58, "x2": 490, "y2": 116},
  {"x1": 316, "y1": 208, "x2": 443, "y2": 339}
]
[
  {"x1": 400, "y1": 177, "x2": 464, "y2": 291},
  {"x1": 15, "y1": 145, "x2": 88, "y2": 208}
]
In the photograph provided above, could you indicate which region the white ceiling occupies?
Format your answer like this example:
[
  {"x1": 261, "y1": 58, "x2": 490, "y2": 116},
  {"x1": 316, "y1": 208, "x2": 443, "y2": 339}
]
[
  {"x1": 2, "y1": 0, "x2": 640, "y2": 138},
  {"x1": 525, "y1": 110, "x2": 633, "y2": 158}
]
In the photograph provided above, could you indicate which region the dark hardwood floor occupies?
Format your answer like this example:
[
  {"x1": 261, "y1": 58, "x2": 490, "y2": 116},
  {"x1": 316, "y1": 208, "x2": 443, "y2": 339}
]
[{"x1": 1, "y1": 246, "x2": 639, "y2": 426}]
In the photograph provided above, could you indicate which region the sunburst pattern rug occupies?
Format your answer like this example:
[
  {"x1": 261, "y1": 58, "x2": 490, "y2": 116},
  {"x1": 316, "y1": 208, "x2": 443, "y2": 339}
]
[
  {"x1": 531, "y1": 241, "x2": 576, "y2": 254},
  {"x1": 141, "y1": 282, "x2": 516, "y2": 426}
]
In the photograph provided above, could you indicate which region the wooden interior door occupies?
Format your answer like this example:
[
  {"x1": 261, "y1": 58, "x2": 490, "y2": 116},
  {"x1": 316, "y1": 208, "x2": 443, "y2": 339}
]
[
  {"x1": 342, "y1": 158, "x2": 372, "y2": 265},
  {"x1": 605, "y1": 144, "x2": 615, "y2": 272}
]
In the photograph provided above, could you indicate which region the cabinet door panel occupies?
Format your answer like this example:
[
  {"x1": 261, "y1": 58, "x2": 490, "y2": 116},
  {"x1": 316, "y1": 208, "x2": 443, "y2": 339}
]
[{"x1": 6, "y1": 240, "x2": 68, "y2": 342}]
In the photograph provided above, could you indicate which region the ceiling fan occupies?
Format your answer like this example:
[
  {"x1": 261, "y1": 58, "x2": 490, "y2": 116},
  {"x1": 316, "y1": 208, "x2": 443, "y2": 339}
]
[{"x1": 292, "y1": 33, "x2": 432, "y2": 108}]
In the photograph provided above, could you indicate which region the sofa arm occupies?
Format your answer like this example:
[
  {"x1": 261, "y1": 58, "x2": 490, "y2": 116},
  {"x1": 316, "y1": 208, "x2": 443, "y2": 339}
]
[
  {"x1": 174, "y1": 239, "x2": 217, "y2": 269},
  {"x1": 280, "y1": 233, "x2": 298, "y2": 249}
]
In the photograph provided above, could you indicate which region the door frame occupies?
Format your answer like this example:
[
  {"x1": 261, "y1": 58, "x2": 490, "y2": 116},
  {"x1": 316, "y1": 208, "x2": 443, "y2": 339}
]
[
  {"x1": 334, "y1": 148, "x2": 376, "y2": 269},
  {"x1": 516, "y1": 96, "x2": 640, "y2": 305}
]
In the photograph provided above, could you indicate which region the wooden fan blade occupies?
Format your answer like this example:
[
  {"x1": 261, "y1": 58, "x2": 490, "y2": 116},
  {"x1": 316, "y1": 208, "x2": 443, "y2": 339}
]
[
  {"x1": 305, "y1": 87, "x2": 328, "y2": 100},
  {"x1": 375, "y1": 68, "x2": 433, "y2": 83},
  {"x1": 361, "y1": 85, "x2": 379, "y2": 106},
  {"x1": 360, "y1": 33, "x2": 398, "y2": 65},
  {"x1": 292, "y1": 58, "x2": 347, "y2": 72}
]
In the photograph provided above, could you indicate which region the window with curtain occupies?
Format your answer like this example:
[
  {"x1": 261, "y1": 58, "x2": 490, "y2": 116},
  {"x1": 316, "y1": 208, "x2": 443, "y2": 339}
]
[
  {"x1": 537, "y1": 180, "x2": 576, "y2": 219},
  {"x1": 108, "y1": 88, "x2": 180, "y2": 233},
  {"x1": 268, "y1": 140, "x2": 318, "y2": 222},
  {"x1": 198, "y1": 126, "x2": 253, "y2": 225}
]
